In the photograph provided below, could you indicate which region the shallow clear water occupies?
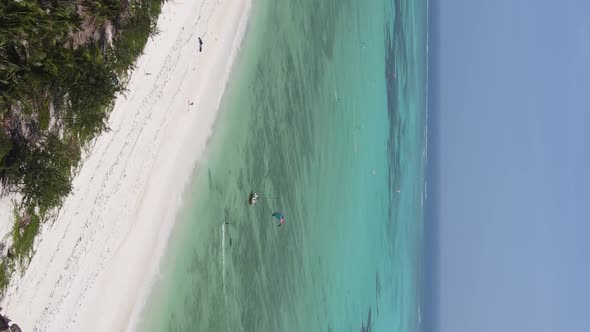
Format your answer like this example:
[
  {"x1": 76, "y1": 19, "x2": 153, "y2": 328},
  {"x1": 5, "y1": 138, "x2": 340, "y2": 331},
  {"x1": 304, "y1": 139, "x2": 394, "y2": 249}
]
[{"x1": 137, "y1": 0, "x2": 427, "y2": 331}]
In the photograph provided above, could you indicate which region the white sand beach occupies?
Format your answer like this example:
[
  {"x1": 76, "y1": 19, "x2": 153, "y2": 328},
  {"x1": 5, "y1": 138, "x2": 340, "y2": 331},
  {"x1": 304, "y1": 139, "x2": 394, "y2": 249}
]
[{"x1": 0, "y1": 0, "x2": 251, "y2": 330}]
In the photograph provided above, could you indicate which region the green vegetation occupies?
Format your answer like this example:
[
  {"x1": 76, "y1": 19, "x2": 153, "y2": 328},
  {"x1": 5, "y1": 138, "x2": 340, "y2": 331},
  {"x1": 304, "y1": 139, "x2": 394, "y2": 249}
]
[
  {"x1": 0, "y1": 260, "x2": 9, "y2": 293},
  {"x1": 82, "y1": 0, "x2": 122, "y2": 24},
  {"x1": 110, "y1": 0, "x2": 161, "y2": 73},
  {"x1": 0, "y1": 0, "x2": 163, "y2": 296},
  {"x1": 11, "y1": 207, "x2": 41, "y2": 269},
  {"x1": 0, "y1": 130, "x2": 11, "y2": 162}
]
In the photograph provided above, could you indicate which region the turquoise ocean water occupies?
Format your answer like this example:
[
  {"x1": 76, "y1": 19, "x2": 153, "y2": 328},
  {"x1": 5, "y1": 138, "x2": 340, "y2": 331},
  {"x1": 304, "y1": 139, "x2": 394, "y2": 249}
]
[{"x1": 137, "y1": 0, "x2": 427, "y2": 331}]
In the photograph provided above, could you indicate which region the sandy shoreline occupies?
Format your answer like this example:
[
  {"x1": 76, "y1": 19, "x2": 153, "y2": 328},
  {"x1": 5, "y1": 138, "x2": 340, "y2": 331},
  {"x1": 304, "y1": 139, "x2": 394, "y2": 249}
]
[{"x1": 0, "y1": 0, "x2": 251, "y2": 330}]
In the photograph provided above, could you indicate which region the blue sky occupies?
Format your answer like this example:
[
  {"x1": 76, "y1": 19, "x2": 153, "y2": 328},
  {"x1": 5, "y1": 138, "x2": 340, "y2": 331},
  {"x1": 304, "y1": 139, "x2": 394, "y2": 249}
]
[{"x1": 426, "y1": 0, "x2": 590, "y2": 331}]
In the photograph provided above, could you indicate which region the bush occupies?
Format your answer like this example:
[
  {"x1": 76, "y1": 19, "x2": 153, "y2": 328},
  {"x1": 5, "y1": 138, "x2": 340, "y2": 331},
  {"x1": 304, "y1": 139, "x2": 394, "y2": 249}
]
[
  {"x1": 62, "y1": 45, "x2": 119, "y2": 142},
  {"x1": 82, "y1": 0, "x2": 122, "y2": 24},
  {"x1": 19, "y1": 136, "x2": 75, "y2": 214},
  {"x1": 12, "y1": 208, "x2": 41, "y2": 269},
  {"x1": 0, "y1": 260, "x2": 9, "y2": 294},
  {"x1": 0, "y1": 131, "x2": 11, "y2": 163},
  {"x1": 110, "y1": 0, "x2": 162, "y2": 74}
]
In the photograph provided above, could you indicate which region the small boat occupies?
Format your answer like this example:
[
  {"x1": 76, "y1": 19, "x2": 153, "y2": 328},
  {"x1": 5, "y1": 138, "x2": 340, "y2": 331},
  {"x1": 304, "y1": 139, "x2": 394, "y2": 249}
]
[{"x1": 248, "y1": 192, "x2": 259, "y2": 206}]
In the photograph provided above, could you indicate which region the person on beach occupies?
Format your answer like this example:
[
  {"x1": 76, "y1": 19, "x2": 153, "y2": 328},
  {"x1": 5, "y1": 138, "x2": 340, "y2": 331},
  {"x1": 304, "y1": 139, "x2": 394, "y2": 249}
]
[{"x1": 198, "y1": 37, "x2": 204, "y2": 52}]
